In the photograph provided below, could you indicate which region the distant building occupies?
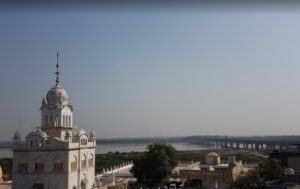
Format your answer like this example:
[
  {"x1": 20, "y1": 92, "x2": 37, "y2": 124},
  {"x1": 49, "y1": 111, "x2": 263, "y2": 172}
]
[
  {"x1": 179, "y1": 152, "x2": 243, "y2": 189},
  {"x1": 12, "y1": 54, "x2": 96, "y2": 189}
]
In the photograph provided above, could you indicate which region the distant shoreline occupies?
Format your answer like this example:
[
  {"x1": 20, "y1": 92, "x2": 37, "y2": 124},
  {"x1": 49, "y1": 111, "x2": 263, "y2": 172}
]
[{"x1": 1, "y1": 134, "x2": 300, "y2": 144}]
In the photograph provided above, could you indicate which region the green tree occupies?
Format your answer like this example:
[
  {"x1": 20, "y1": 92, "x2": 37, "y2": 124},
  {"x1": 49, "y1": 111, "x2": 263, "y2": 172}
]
[
  {"x1": 231, "y1": 169, "x2": 266, "y2": 189},
  {"x1": 0, "y1": 158, "x2": 13, "y2": 180},
  {"x1": 258, "y1": 158, "x2": 284, "y2": 180},
  {"x1": 131, "y1": 143, "x2": 178, "y2": 188},
  {"x1": 230, "y1": 158, "x2": 284, "y2": 189}
]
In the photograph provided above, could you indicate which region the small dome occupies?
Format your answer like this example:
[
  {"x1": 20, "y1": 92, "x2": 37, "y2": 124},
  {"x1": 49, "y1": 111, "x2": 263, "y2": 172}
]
[
  {"x1": 35, "y1": 129, "x2": 48, "y2": 138},
  {"x1": 46, "y1": 84, "x2": 72, "y2": 107},
  {"x1": 26, "y1": 129, "x2": 48, "y2": 139},
  {"x1": 205, "y1": 152, "x2": 220, "y2": 165},
  {"x1": 13, "y1": 130, "x2": 21, "y2": 144},
  {"x1": 78, "y1": 128, "x2": 87, "y2": 136},
  {"x1": 207, "y1": 152, "x2": 219, "y2": 157},
  {"x1": 13, "y1": 130, "x2": 21, "y2": 140}
]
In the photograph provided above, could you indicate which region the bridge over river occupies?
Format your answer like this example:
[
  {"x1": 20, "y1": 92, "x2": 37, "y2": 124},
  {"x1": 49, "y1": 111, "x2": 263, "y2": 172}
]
[{"x1": 186, "y1": 136, "x2": 300, "y2": 152}]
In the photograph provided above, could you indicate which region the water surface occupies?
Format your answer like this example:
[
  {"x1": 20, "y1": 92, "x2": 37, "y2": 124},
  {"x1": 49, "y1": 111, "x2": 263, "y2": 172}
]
[{"x1": 0, "y1": 142, "x2": 209, "y2": 158}]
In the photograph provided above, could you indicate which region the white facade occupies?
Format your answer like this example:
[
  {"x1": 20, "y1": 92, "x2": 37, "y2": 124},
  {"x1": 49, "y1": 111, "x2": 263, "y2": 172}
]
[{"x1": 12, "y1": 56, "x2": 96, "y2": 189}]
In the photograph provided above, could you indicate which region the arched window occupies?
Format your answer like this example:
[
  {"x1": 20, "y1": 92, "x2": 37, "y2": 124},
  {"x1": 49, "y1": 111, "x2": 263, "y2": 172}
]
[
  {"x1": 71, "y1": 155, "x2": 77, "y2": 171},
  {"x1": 55, "y1": 115, "x2": 59, "y2": 127},
  {"x1": 81, "y1": 154, "x2": 87, "y2": 169},
  {"x1": 81, "y1": 181, "x2": 86, "y2": 189},
  {"x1": 17, "y1": 158, "x2": 27, "y2": 173},
  {"x1": 54, "y1": 162, "x2": 63, "y2": 172},
  {"x1": 69, "y1": 116, "x2": 71, "y2": 127},
  {"x1": 45, "y1": 115, "x2": 48, "y2": 127},
  {"x1": 35, "y1": 157, "x2": 44, "y2": 173},
  {"x1": 63, "y1": 115, "x2": 65, "y2": 126},
  {"x1": 81, "y1": 174, "x2": 87, "y2": 189},
  {"x1": 88, "y1": 153, "x2": 93, "y2": 167},
  {"x1": 66, "y1": 115, "x2": 69, "y2": 127},
  {"x1": 50, "y1": 115, "x2": 53, "y2": 126}
]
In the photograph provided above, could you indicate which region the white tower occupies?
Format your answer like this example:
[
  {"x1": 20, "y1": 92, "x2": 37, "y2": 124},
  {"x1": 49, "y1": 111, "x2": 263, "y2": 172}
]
[
  {"x1": 40, "y1": 53, "x2": 74, "y2": 138},
  {"x1": 12, "y1": 53, "x2": 96, "y2": 189}
]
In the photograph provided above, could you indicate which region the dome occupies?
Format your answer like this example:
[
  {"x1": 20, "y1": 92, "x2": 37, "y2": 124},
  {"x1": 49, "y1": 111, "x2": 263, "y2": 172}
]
[
  {"x1": 46, "y1": 84, "x2": 72, "y2": 107},
  {"x1": 35, "y1": 129, "x2": 48, "y2": 138},
  {"x1": 26, "y1": 129, "x2": 48, "y2": 139},
  {"x1": 207, "y1": 152, "x2": 219, "y2": 157},
  {"x1": 13, "y1": 130, "x2": 21, "y2": 144},
  {"x1": 13, "y1": 130, "x2": 21, "y2": 140},
  {"x1": 205, "y1": 152, "x2": 220, "y2": 165},
  {"x1": 78, "y1": 128, "x2": 88, "y2": 136}
]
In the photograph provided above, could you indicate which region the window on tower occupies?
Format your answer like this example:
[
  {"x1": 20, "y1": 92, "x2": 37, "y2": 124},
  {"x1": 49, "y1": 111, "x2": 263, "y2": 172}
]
[
  {"x1": 18, "y1": 163, "x2": 28, "y2": 173},
  {"x1": 71, "y1": 155, "x2": 77, "y2": 171},
  {"x1": 55, "y1": 115, "x2": 59, "y2": 127},
  {"x1": 54, "y1": 162, "x2": 64, "y2": 172},
  {"x1": 88, "y1": 158, "x2": 93, "y2": 167},
  {"x1": 66, "y1": 115, "x2": 69, "y2": 126},
  {"x1": 50, "y1": 115, "x2": 53, "y2": 126},
  {"x1": 88, "y1": 153, "x2": 93, "y2": 167},
  {"x1": 81, "y1": 159, "x2": 86, "y2": 169},
  {"x1": 45, "y1": 115, "x2": 48, "y2": 126},
  {"x1": 33, "y1": 183, "x2": 44, "y2": 189},
  {"x1": 81, "y1": 155, "x2": 87, "y2": 169},
  {"x1": 81, "y1": 139, "x2": 87, "y2": 145},
  {"x1": 35, "y1": 163, "x2": 44, "y2": 172},
  {"x1": 71, "y1": 161, "x2": 77, "y2": 171}
]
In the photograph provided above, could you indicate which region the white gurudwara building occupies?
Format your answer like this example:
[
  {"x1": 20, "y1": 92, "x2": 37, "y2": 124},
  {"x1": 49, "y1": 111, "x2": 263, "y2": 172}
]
[{"x1": 12, "y1": 54, "x2": 96, "y2": 189}]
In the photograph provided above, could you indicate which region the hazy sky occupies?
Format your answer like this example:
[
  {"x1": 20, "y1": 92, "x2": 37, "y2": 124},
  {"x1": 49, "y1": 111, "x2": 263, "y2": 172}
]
[{"x1": 1, "y1": 4, "x2": 300, "y2": 140}]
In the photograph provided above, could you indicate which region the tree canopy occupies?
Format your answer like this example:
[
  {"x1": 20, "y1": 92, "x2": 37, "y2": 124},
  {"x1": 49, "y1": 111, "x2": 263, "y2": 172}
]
[
  {"x1": 257, "y1": 158, "x2": 284, "y2": 180},
  {"x1": 131, "y1": 143, "x2": 178, "y2": 188},
  {"x1": 230, "y1": 158, "x2": 284, "y2": 189}
]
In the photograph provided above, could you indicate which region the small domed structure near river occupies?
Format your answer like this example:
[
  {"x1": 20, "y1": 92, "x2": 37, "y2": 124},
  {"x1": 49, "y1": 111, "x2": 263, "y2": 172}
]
[
  {"x1": 205, "y1": 152, "x2": 221, "y2": 165},
  {"x1": 179, "y1": 152, "x2": 244, "y2": 189}
]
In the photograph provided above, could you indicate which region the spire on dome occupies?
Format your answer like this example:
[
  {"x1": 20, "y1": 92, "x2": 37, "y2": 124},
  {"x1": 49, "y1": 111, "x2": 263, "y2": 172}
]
[{"x1": 55, "y1": 52, "x2": 60, "y2": 85}]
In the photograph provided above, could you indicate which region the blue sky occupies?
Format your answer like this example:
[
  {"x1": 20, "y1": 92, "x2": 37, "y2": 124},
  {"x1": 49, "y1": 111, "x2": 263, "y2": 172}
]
[{"x1": 1, "y1": 8, "x2": 300, "y2": 140}]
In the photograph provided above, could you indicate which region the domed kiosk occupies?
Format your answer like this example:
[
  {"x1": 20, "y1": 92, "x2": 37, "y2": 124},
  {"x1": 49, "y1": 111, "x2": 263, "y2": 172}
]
[
  {"x1": 180, "y1": 152, "x2": 244, "y2": 189},
  {"x1": 205, "y1": 152, "x2": 221, "y2": 165}
]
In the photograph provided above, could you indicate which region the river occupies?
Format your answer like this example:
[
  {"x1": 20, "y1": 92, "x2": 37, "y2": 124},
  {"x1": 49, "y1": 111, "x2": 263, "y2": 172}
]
[{"x1": 0, "y1": 142, "x2": 209, "y2": 158}]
